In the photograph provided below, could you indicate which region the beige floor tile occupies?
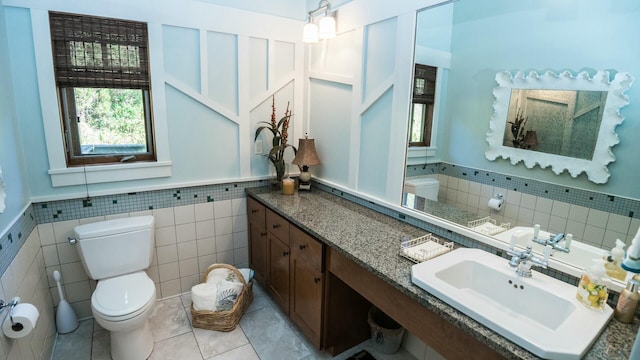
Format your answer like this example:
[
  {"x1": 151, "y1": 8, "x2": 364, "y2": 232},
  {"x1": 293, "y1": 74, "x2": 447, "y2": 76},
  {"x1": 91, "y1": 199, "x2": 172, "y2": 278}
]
[
  {"x1": 149, "y1": 297, "x2": 191, "y2": 342},
  {"x1": 205, "y1": 343, "x2": 259, "y2": 360},
  {"x1": 150, "y1": 332, "x2": 202, "y2": 360},
  {"x1": 193, "y1": 326, "x2": 249, "y2": 359}
]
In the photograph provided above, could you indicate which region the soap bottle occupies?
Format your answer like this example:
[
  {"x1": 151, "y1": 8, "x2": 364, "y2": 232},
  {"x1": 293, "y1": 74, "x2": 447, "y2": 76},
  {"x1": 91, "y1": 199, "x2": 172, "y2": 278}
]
[
  {"x1": 614, "y1": 278, "x2": 640, "y2": 323},
  {"x1": 576, "y1": 259, "x2": 609, "y2": 310},
  {"x1": 605, "y1": 239, "x2": 627, "y2": 281}
]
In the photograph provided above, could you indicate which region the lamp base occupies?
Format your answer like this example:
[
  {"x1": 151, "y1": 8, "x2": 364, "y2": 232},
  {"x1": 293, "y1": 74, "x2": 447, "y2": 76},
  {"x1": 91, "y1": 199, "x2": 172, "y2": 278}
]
[{"x1": 298, "y1": 181, "x2": 311, "y2": 191}]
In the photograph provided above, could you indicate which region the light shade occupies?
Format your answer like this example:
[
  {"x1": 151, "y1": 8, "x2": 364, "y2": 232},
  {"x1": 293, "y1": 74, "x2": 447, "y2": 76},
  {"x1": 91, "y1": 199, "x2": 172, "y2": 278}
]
[
  {"x1": 523, "y1": 130, "x2": 538, "y2": 146},
  {"x1": 303, "y1": 22, "x2": 319, "y2": 43},
  {"x1": 318, "y1": 15, "x2": 336, "y2": 39},
  {"x1": 292, "y1": 138, "x2": 321, "y2": 167}
]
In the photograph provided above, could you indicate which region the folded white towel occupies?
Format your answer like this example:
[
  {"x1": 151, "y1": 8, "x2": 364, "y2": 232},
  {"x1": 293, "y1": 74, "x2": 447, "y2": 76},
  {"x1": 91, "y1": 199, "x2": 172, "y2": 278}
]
[
  {"x1": 206, "y1": 268, "x2": 237, "y2": 284},
  {"x1": 215, "y1": 280, "x2": 244, "y2": 311},
  {"x1": 191, "y1": 283, "x2": 218, "y2": 311}
]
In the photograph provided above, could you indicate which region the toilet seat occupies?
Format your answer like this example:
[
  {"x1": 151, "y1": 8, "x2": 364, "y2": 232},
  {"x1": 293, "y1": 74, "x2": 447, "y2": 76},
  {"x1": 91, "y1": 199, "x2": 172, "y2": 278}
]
[{"x1": 92, "y1": 271, "x2": 155, "y2": 322}]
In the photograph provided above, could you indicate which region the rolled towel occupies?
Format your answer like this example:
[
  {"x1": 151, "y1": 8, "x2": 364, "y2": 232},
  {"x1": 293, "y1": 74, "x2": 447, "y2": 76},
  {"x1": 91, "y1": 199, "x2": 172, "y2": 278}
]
[
  {"x1": 238, "y1": 268, "x2": 255, "y2": 283},
  {"x1": 191, "y1": 283, "x2": 218, "y2": 311},
  {"x1": 206, "y1": 267, "x2": 238, "y2": 284},
  {"x1": 216, "y1": 280, "x2": 244, "y2": 311}
]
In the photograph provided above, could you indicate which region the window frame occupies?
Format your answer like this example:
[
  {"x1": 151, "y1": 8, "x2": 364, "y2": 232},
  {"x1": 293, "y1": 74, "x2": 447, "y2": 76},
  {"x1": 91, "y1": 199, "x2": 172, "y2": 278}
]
[
  {"x1": 408, "y1": 64, "x2": 437, "y2": 147},
  {"x1": 50, "y1": 11, "x2": 157, "y2": 167}
]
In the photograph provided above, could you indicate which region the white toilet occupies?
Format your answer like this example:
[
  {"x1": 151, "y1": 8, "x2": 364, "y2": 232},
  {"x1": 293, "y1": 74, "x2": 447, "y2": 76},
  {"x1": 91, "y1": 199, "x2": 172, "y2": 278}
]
[
  {"x1": 73, "y1": 216, "x2": 156, "y2": 360},
  {"x1": 404, "y1": 177, "x2": 440, "y2": 201}
]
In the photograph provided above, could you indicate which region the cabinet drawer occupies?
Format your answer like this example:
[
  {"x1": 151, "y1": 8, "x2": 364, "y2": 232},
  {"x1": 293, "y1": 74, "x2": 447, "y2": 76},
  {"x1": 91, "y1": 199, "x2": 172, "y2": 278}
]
[
  {"x1": 247, "y1": 196, "x2": 265, "y2": 227},
  {"x1": 291, "y1": 225, "x2": 324, "y2": 272},
  {"x1": 266, "y1": 208, "x2": 289, "y2": 244}
]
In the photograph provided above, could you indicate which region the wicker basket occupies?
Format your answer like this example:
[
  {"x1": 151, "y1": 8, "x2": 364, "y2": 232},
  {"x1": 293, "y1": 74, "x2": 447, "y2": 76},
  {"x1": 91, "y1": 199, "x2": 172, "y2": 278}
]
[{"x1": 190, "y1": 263, "x2": 253, "y2": 332}]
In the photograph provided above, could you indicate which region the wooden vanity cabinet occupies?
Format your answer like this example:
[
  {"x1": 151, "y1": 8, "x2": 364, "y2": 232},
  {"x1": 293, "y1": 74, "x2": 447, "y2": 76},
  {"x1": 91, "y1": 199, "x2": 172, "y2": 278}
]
[
  {"x1": 290, "y1": 225, "x2": 325, "y2": 349},
  {"x1": 266, "y1": 208, "x2": 291, "y2": 314},
  {"x1": 247, "y1": 197, "x2": 268, "y2": 285}
]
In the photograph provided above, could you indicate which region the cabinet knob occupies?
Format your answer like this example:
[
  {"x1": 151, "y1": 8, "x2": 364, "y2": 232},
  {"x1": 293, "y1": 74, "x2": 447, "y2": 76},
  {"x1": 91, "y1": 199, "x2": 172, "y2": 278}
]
[
  {"x1": 283, "y1": 251, "x2": 290, "y2": 257},
  {"x1": 251, "y1": 209, "x2": 258, "y2": 213},
  {"x1": 272, "y1": 224, "x2": 280, "y2": 229},
  {"x1": 299, "y1": 244, "x2": 307, "y2": 250},
  {"x1": 314, "y1": 277, "x2": 321, "y2": 283},
  {"x1": 260, "y1": 232, "x2": 267, "y2": 237}
]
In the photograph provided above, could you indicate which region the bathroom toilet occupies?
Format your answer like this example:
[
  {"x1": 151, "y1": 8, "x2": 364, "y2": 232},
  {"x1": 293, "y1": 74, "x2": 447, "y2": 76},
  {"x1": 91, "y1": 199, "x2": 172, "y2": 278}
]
[
  {"x1": 404, "y1": 177, "x2": 440, "y2": 201},
  {"x1": 73, "y1": 216, "x2": 156, "y2": 360}
]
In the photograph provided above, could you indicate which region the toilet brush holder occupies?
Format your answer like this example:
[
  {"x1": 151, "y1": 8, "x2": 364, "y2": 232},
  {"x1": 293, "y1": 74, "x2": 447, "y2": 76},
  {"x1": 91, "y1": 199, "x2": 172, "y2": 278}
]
[{"x1": 53, "y1": 270, "x2": 78, "y2": 334}]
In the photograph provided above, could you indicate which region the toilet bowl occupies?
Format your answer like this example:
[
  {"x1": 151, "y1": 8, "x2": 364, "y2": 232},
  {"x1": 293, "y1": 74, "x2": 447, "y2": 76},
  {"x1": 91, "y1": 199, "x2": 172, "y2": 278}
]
[
  {"x1": 92, "y1": 272, "x2": 156, "y2": 360},
  {"x1": 73, "y1": 216, "x2": 156, "y2": 360}
]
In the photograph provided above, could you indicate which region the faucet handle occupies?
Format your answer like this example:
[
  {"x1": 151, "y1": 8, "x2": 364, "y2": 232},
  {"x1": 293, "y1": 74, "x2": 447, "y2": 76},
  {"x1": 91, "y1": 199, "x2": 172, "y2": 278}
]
[
  {"x1": 543, "y1": 245, "x2": 552, "y2": 262},
  {"x1": 509, "y1": 234, "x2": 517, "y2": 250}
]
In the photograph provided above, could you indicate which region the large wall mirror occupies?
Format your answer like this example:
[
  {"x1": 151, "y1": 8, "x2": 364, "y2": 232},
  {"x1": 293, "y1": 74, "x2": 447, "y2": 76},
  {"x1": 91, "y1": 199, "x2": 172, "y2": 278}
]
[
  {"x1": 486, "y1": 70, "x2": 632, "y2": 184},
  {"x1": 402, "y1": 0, "x2": 638, "y2": 288}
]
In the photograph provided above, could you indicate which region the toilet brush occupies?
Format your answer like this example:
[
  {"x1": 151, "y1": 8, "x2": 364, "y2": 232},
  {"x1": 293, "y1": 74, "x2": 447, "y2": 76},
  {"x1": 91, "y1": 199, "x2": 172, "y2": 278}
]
[{"x1": 53, "y1": 270, "x2": 78, "y2": 334}]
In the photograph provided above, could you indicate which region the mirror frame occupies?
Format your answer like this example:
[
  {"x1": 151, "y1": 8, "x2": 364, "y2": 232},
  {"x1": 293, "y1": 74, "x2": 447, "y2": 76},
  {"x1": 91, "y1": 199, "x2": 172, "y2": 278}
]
[{"x1": 485, "y1": 70, "x2": 633, "y2": 184}]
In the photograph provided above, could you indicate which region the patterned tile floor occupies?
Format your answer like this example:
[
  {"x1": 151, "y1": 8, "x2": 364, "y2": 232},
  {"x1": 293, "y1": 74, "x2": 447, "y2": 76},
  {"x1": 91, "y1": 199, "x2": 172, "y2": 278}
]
[{"x1": 52, "y1": 283, "x2": 417, "y2": 360}]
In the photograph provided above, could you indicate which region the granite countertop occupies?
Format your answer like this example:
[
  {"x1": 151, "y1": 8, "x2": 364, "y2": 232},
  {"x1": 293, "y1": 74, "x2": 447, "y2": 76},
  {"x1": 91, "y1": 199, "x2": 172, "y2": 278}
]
[{"x1": 246, "y1": 187, "x2": 639, "y2": 359}]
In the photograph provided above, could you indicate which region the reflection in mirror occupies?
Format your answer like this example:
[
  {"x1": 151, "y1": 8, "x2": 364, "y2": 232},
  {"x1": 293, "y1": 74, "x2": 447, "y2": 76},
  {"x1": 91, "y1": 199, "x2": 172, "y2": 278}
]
[
  {"x1": 402, "y1": 1, "x2": 637, "y2": 287},
  {"x1": 486, "y1": 70, "x2": 633, "y2": 184},
  {"x1": 0, "y1": 165, "x2": 5, "y2": 213},
  {"x1": 503, "y1": 89, "x2": 607, "y2": 160}
]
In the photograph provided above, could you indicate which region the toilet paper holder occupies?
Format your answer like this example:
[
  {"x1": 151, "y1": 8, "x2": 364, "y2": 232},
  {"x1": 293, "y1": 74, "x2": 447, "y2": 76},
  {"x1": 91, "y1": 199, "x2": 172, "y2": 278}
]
[{"x1": 0, "y1": 297, "x2": 21, "y2": 324}]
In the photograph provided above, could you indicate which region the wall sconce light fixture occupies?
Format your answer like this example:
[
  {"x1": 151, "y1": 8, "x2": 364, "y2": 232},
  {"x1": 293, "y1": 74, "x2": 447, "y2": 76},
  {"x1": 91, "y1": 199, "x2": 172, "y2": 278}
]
[
  {"x1": 303, "y1": 0, "x2": 336, "y2": 43},
  {"x1": 523, "y1": 130, "x2": 538, "y2": 148}
]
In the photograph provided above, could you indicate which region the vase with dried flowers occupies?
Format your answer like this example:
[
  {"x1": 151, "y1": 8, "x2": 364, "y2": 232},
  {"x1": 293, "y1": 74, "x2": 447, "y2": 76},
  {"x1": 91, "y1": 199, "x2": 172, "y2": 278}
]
[{"x1": 254, "y1": 96, "x2": 296, "y2": 187}]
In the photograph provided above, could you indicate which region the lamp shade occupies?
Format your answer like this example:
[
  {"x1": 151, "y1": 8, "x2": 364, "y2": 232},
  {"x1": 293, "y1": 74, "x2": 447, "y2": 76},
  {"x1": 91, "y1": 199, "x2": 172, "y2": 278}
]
[
  {"x1": 303, "y1": 22, "x2": 319, "y2": 43},
  {"x1": 292, "y1": 138, "x2": 320, "y2": 166},
  {"x1": 523, "y1": 130, "x2": 538, "y2": 146},
  {"x1": 318, "y1": 15, "x2": 336, "y2": 39}
]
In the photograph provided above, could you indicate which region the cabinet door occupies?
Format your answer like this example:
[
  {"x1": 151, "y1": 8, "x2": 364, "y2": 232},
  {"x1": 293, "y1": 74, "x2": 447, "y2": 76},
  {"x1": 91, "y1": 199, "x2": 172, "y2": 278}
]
[
  {"x1": 249, "y1": 222, "x2": 268, "y2": 285},
  {"x1": 247, "y1": 196, "x2": 267, "y2": 285},
  {"x1": 290, "y1": 225, "x2": 324, "y2": 349},
  {"x1": 268, "y1": 234, "x2": 290, "y2": 314}
]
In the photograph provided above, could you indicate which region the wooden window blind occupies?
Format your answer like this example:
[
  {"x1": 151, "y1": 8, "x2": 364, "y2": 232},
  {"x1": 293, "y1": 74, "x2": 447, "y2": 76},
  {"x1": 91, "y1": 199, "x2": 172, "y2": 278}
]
[{"x1": 49, "y1": 12, "x2": 150, "y2": 89}]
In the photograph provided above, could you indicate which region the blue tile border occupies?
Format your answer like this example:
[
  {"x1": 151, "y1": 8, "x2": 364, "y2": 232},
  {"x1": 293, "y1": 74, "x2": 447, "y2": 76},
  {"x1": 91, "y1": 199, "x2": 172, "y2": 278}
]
[
  {"x1": 406, "y1": 162, "x2": 640, "y2": 219},
  {"x1": 0, "y1": 208, "x2": 36, "y2": 276}
]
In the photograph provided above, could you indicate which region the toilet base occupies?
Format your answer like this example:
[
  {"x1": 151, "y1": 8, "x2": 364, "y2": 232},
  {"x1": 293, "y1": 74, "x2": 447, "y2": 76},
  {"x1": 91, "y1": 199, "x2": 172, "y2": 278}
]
[{"x1": 110, "y1": 320, "x2": 153, "y2": 360}]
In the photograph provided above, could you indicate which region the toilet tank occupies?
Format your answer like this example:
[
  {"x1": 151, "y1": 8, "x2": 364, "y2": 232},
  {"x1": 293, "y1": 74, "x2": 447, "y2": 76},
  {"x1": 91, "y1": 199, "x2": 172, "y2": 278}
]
[
  {"x1": 73, "y1": 216, "x2": 155, "y2": 280},
  {"x1": 404, "y1": 177, "x2": 439, "y2": 201}
]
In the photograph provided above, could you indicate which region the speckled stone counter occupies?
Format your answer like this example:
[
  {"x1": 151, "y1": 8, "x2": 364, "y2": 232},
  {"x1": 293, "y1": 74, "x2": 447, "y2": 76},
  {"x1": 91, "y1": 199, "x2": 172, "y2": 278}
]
[
  {"x1": 246, "y1": 187, "x2": 639, "y2": 359},
  {"x1": 402, "y1": 192, "x2": 479, "y2": 227}
]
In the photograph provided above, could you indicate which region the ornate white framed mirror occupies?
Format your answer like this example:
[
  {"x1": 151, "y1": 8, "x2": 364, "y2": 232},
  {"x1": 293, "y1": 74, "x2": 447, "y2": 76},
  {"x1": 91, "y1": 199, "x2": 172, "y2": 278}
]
[{"x1": 485, "y1": 70, "x2": 633, "y2": 184}]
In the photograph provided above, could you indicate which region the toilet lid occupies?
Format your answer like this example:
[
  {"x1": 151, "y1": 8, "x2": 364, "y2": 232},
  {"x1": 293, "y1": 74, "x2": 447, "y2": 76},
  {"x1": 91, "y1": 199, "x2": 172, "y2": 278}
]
[{"x1": 93, "y1": 272, "x2": 155, "y2": 318}]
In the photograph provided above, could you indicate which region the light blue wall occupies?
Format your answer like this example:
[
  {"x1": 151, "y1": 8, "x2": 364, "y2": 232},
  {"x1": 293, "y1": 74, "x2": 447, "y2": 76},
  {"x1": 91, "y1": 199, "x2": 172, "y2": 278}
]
[
  {"x1": 440, "y1": 0, "x2": 640, "y2": 199},
  {"x1": 0, "y1": 6, "x2": 31, "y2": 232}
]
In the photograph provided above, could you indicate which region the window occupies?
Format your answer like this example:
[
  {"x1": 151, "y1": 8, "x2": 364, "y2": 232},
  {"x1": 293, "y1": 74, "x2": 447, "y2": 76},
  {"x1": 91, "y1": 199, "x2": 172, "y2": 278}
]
[
  {"x1": 409, "y1": 64, "x2": 437, "y2": 147},
  {"x1": 49, "y1": 12, "x2": 155, "y2": 166}
]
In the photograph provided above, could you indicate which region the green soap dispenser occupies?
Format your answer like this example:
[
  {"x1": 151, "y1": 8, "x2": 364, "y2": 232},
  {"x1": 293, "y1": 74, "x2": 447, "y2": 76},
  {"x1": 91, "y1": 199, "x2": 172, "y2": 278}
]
[
  {"x1": 605, "y1": 239, "x2": 627, "y2": 281},
  {"x1": 576, "y1": 259, "x2": 609, "y2": 310}
]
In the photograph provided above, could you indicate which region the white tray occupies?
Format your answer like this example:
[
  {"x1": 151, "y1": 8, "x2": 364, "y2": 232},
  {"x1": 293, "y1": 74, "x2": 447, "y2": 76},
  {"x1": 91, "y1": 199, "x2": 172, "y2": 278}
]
[{"x1": 400, "y1": 234, "x2": 454, "y2": 263}]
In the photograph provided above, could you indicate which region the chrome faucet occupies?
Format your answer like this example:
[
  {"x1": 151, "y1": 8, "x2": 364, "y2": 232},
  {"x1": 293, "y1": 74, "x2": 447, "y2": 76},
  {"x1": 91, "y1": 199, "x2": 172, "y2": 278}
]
[
  {"x1": 507, "y1": 245, "x2": 551, "y2": 278},
  {"x1": 532, "y1": 230, "x2": 571, "y2": 253}
]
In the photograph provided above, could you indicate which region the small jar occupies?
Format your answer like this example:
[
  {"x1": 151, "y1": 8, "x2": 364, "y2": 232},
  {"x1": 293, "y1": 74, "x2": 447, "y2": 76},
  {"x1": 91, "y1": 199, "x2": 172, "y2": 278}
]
[
  {"x1": 614, "y1": 279, "x2": 640, "y2": 323},
  {"x1": 282, "y1": 178, "x2": 295, "y2": 195}
]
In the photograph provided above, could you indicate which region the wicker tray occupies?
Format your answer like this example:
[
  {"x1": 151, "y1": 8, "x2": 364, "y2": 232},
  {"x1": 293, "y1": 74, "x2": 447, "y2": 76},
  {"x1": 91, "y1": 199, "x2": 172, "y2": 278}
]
[
  {"x1": 190, "y1": 263, "x2": 253, "y2": 332},
  {"x1": 400, "y1": 234, "x2": 454, "y2": 263}
]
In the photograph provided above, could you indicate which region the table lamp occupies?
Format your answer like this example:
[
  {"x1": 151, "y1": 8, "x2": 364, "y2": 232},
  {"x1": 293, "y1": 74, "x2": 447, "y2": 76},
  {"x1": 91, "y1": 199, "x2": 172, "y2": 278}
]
[{"x1": 292, "y1": 135, "x2": 320, "y2": 190}]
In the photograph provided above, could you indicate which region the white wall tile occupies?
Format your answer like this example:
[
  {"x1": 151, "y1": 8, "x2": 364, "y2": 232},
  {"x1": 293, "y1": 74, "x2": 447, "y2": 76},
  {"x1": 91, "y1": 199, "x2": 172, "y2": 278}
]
[
  {"x1": 105, "y1": 213, "x2": 128, "y2": 221},
  {"x1": 52, "y1": 219, "x2": 80, "y2": 244},
  {"x1": 160, "y1": 279, "x2": 181, "y2": 298},
  {"x1": 64, "y1": 280, "x2": 92, "y2": 303},
  {"x1": 174, "y1": 204, "x2": 195, "y2": 225},
  {"x1": 232, "y1": 214, "x2": 248, "y2": 233},
  {"x1": 178, "y1": 258, "x2": 198, "y2": 277},
  {"x1": 517, "y1": 208, "x2": 534, "y2": 225},
  {"x1": 565, "y1": 220, "x2": 586, "y2": 240},
  {"x1": 156, "y1": 244, "x2": 179, "y2": 265},
  {"x1": 146, "y1": 266, "x2": 160, "y2": 284},
  {"x1": 233, "y1": 231, "x2": 248, "y2": 249},
  {"x1": 480, "y1": 184, "x2": 494, "y2": 198},
  {"x1": 457, "y1": 179, "x2": 469, "y2": 193},
  {"x1": 60, "y1": 261, "x2": 89, "y2": 283},
  {"x1": 195, "y1": 220, "x2": 215, "y2": 239},
  {"x1": 155, "y1": 226, "x2": 177, "y2": 246},
  {"x1": 520, "y1": 194, "x2": 537, "y2": 210},
  {"x1": 195, "y1": 202, "x2": 214, "y2": 222},
  {"x1": 505, "y1": 190, "x2": 521, "y2": 206},
  {"x1": 582, "y1": 225, "x2": 605, "y2": 246},
  {"x1": 130, "y1": 210, "x2": 153, "y2": 217},
  {"x1": 198, "y1": 255, "x2": 217, "y2": 274},
  {"x1": 177, "y1": 241, "x2": 198, "y2": 260},
  {"x1": 568, "y1": 205, "x2": 589, "y2": 223},
  {"x1": 153, "y1": 208, "x2": 175, "y2": 227},
  {"x1": 603, "y1": 230, "x2": 627, "y2": 250},
  {"x1": 214, "y1": 200, "x2": 232, "y2": 218},
  {"x1": 550, "y1": 201, "x2": 570, "y2": 218},
  {"x1": 37, "y1": 224, "x2": 55, "y2": 246},
  {"x1": 215, "y1": 217, "x2": 233, "y2": 236},
  {"x1": 233, "y1": 247, "x2": 248, "y2": 265},
  {"x1": 180, "y1": 274, "x2": 200, "y2": 293},
  {"x1": 216, "y1": 234, "x2": 234, "y2": 252},
  {"x1": 587, "y1": 209, "x2": 608, "y2": 229},
  {"x1": 607, "y1": 213, "x2": 631, "y2": 234},
  {"x1": 216, "y1": 250, "x2": 234, "y2": 265},
  {"x1": 56, "y1": 242, "x2": 80, "y2": 264},
  {"x1": 41, "y1": 245, "x2": 59, "y2": 267},
  {"x1": 176, "y1": 223, "x2": 196, "y2": 243},
  {"x1": 232, "y1": 198, "x2": 247, "y2": 216},
  {"x1": 158, "y1": 262, "x2": 180, "y2": 282},
  {"x1": 197, "y1": 237, "x2": 216, "y2": 256}
]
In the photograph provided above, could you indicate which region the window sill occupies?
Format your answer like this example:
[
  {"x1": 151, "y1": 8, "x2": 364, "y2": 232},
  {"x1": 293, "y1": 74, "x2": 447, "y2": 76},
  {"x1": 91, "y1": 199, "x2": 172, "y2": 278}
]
[
  {"x1": 48, "y1": 161, "x2": 173, "y2": 187},
  {"x1": 406, "y1": 146, "x2": 438, "y2": 165}
]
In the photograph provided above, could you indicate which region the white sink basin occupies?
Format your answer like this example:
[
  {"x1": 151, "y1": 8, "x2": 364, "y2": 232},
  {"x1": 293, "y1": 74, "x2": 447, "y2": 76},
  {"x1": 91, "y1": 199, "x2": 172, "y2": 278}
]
[
  {"x1": 411, "y1": 248, "x2": 613, "y2": 359},
  {"x1": 494, "y1": 226, "x2": 608, "y2": 267}
]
